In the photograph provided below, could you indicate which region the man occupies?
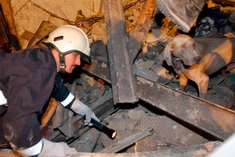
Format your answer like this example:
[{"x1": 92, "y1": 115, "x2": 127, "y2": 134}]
[{"x1": 0, "y1": 25, "x2": 99, "y2": 156}]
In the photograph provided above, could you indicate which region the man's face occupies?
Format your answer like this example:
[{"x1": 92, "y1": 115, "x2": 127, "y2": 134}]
[{"x1": 64, "y1": 52, "x2": 81, "y2": 73}]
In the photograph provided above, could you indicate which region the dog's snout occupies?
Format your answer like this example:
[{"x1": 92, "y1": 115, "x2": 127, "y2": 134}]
[{"x1": 194, "y1": 56, "x2": 201, "y2": 63}]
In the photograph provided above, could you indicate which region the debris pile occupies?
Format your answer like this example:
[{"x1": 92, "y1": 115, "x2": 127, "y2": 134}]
[{"x1": 2, "y1": 0, "x2": 235, "y2": 156}]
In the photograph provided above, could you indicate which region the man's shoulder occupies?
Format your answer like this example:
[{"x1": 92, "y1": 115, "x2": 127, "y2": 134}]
[
  {"x1": 24, "y1": 47, "x2": 52, "y2": 58},
  {"x1": 14, "y1": 47, "x2": 56, "y2": 71},
  {"x1": 26, "y1": 47, "x2": 50, "y2": 53}
]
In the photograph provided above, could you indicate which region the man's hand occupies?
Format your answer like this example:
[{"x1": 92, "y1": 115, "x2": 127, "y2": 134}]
[
  {"x1": 17, "y1": 138, "x2": 77, "y2": 156},
  {"x1": 70, "y1": 98, "x2": 100, "y2": 125},
  {"x1": 39, "y1": 138, "x2": 77, "y2": 156}
]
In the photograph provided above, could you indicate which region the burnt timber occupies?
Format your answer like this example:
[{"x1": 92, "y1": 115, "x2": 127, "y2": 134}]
[{"x1": 104, "y1": 0, "x2": 138, "y2": 104}]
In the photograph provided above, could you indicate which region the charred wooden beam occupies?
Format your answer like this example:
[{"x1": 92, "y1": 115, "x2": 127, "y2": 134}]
[
  {"x1": 104, "y1": 0, "x2": 138, "y2": 104},
  {"x1": 99, "y1": 128, "x2": 153, "y2": 153},
  {"x1": 136, "y1": 76, "x2": 235, "y2": 140}
]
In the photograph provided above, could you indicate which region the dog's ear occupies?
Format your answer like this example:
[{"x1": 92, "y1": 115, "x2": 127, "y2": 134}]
[{"x1": 163, "y1": 42, "x2": 173, "y2": 66}]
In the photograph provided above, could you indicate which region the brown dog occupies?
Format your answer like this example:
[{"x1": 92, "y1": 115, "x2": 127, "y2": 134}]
[{"x1": 163, "y1": 34, "x2": 235, "y2": 98}]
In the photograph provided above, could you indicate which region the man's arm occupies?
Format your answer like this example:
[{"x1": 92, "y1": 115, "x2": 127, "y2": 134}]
[{"x1": 52, "y1": 74, "x2": 99, "y2": 125}]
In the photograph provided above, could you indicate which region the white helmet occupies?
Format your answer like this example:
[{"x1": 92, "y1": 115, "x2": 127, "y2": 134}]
[{"x1": 43, "y1": 25, "x2": 90, "y2": 56}]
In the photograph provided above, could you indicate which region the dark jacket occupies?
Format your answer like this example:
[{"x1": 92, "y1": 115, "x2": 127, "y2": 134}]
[{"x1": 0, "y1": 48, "x2": 73, "y2": 149}]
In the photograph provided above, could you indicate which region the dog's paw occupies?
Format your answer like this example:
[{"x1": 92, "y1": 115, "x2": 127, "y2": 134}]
[{"x1": 155, "y1": 67, "x2": 174, "y2": 84}]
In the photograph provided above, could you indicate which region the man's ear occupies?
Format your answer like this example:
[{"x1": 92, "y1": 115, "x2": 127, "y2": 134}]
[{"x1": 163, "y1": 42, "x2": 173, "y2": 66}]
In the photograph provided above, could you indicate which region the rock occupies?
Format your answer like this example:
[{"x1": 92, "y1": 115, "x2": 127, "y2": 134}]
[{"x1": 128, "y1": 109, "x2": 145, "y2": 120}]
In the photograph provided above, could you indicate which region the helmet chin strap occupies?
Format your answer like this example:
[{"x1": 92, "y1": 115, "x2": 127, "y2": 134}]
[{"x1": 59, "y1": 54, "x2": 66, "y2": 73}]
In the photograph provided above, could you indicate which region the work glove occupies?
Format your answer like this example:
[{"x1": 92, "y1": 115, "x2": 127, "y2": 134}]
[
  {"x1": 70, "y1": 98, "x2": 100, "y2": 126},
  {"x1": 38, "y1": 138, "x2": 77, "y2": 157}
]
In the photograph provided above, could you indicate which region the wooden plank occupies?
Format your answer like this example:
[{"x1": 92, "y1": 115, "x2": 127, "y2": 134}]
[
  {"x1": 104, "y1": 0, "x2": 138, "y2": 104},
  {"x1": 0, "y1": 0, "x2": 17, "y2": 37},
  {"x1": 136, "y1": 76, "x2": 235, "y2": 140},
  {"x1": 27, "y1": 21, "x2": 57, "y2": 48},
  {"x1": 99, "y1": 128, "x2": 153, "y2": 153}
]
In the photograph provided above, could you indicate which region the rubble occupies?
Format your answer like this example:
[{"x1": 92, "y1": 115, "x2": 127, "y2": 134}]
[
  {"x1": 1, "y1": 0, "x2": 235, "y2": 156},
  {"x1": 74, "y1": 0, "x2": 235, "y2": 154}
]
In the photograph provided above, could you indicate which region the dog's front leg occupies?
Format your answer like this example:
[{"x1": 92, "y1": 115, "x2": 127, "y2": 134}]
[
  {"x1": 183, "y1": 69, "x2": 209, "y2": 99},
  {"x1": 197, "y1": 73, "x2": 209, "y2": 99},
  {"x1": 178, "y1": 71, "x2": 188, "y2": 91}
]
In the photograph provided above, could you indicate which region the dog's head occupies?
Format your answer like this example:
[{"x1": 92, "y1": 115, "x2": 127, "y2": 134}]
[{"x1": 163, "y1": 34, "x2": 202, "y2": 66}]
